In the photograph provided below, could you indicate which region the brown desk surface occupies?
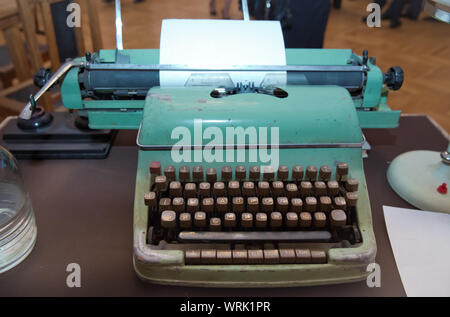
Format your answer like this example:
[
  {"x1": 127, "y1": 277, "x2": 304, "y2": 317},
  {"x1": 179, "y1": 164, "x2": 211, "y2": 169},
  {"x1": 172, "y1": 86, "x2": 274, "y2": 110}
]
[{"x1": 0, "y1": 115, "x2": 447, "y2": 297}]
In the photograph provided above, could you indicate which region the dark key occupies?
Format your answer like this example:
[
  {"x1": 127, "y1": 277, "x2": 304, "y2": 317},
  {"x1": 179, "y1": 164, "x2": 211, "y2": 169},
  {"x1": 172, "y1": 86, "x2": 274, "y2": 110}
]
[
  {"x1": 248, "y1": 249, "x2": 264, "y2": 264},
  {"x1": 319, "y1": 196, "x2": 332, "y2": 213},
  {"x1": 155, "y1": 175, "x2": 168, "y2": 191},
  {"x1": 290, "y1": 198, "x2": 303, "y2": 212},
  {"x1": 292, "y1": 165, "x2": 304, "y2": 181},
  {"x1": 164, "y1": 165, "x2": 176, "y2": 181},
  {"x1": 186, "y1": 198, "x2": 199, "y2": 213},
  {"x1": 286, "y1": 183, "x2": 298, "y2": 198},
  {"x1": 346, "y1": 192, "x2": 358, "y2": 207},
  {"x1": 144, "y1": 192, "x2": 157, "y2": 207},
  {"x1": 192, "y1": 166, "x2": 204, "y2": 182},
  {"x1": 217, "y1": 250, "x2": 232, "y2": 264},
  {"x1": 300, "y1": 181, "x2": 313, "y2": 196},
  {"x1": 179, "y1": 166, "x2": 190, "y2": 182},
  {"x1": 306, "y1": 165, "x2": 317, "y2": 181},
  {"x1": 232, "y1": 197, "x2": 244, "y2": 213},
  {"x1": 185, "y1": 250, "x2": 201, "y2": 264},
  {"x1": 216, "y1": 197, "x2": 228, "y2": 213},
  {"x1": 201, "y1": 249, "x2": 217, "y2": 264},
  {"x1": 336, "y1": 162, "x2": 349, "y2": 178},
  {"x1": 279, "y1": 249, "x2": 296, "y2": 264},
  {"x1": 249, "y1": 166, "x2": 260, "y2": 181},
  {"x1": 159, "y1": 198, "x2": 172, "y2": 211},
  {"x1": 161, "y1": 210, "x2": 177, "y2": 229},
  {"x1": 213, "y1": 182, "x2": 226, "y2": 196},
  {"x1": 202, "y1": 197, "x2": 215, "y2": 214},
  {"x1": 255, "y1": 213, "x2": 267, "y2": 228},
  {"x1": 299, "y1": 212, "x2": 312, "y2": 228},
  {"x1": 314, "y1": 181, "x2": 327, "y2": 197},
  {"x1": 327, "y1": 180, "x2": 340, "y2": 196},
  {"x1": 257, "y1": 181, "x2": 270, "y2": 196},
  {"x1": 169, "y1": 181, "x2": 182, "y2": 197},
  {"x1": 179, "y1": 212, "x2": 192, "y2": 229},
  {"x1": 264, "y1": 249, "x2": 280, "y2": 264},
  {"x1": 199, "y1": 182, "x2": 211, "y2": 197},
  {"x1": 232, "y1": 249, "x2": 248, "y2": 264},
  {"x1": 209, "y1": 217, "x2": 222, "y2": 232},
  {"x1": 270, "y1": 212, "x2": 283, "y2": 228},
  {"x1": 346, "y1": 178, "x2": 359, "y2": 192},
  {"x1": 242, "y1": 182, "x2": 255, "y2": 196},
  {"x1": 334, "y1": 196, "x2": 347, "y2": 210},
  {"x1": 295, "y1": 249, "x2": 311, "y2": 264},
  {"x1": 262, "y1": 197, "x2": 274, "y2": 213},
  {"x1": 178, "y1": 231, "x2": 333, "y2": 243},
  {"x1": 221, "y1": 166, "x2": 233, "y2": 181},
  {"x1": 228, "y1": 181, "x2": 240, "y2": 196},
  {"x1": 305, "y1": 197, "x2": 317, "y2": 212},
  {"x1": 172, "y1": 197, "x2": 185, "y2": 213},
  {"x1": 206, "y1": 168, "x2": 217, "y2": 182},
  {"x1": 319, "y1": 165, "x2": 332, "y2": 181},
  {"x1": 311, "y1": 250, "x2": 327, "y2": 264},
  {"x1": 247, "y1": 197, "x2": 259, "y2": 213},
  {"x1": 263, "y1": 166, "x2": 275, "y2": 181},
  {"x1": 330, "y1": 209, "x2": 347, "y2": 228},
  {"x1": 241, "y1": 213, "x2": 253, "y2": 228},
  {"x1": 277, "y1": 165, "x2": 289, "y2": 181},
  {"x1": 272, "y1": 181, "x2": 285, "y2": 196},
  {"x1": 286, "y1": 212, "x2": 299, "y2": 227},
  {"x1": 150, "y1": 161, "x2": 161, "y2": 176},
  {"x1": 235, "y1": 166, "x2": 246, "y2": 181},
  {"x1": 184, "y1": 183, "x2": 197, "y2": 198},
  {"x1": 224, "y1": 213, "x2": 237, "y2": 228},
  {"x1": 276, "y1": 197, "x2": 289, "y2": 213},
  {"x1": 194, "y1": 211, "x2": 207, "y2": 228},
  {"x1": 313, "y1": 212, "x2": 327, "y2": 228}
]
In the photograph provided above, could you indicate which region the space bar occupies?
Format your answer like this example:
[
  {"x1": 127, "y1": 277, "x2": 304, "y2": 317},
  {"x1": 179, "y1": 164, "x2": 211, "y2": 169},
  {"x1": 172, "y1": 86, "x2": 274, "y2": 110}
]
[{"x1": 178, "y1": 231, "x2": 332, "y2": 243}]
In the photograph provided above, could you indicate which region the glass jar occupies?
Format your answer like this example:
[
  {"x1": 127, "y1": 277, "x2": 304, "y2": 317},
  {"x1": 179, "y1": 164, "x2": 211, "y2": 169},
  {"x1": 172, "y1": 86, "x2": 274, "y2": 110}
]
[{"x1": 0, "y1": 146, "x2": 37, "y2": 273}]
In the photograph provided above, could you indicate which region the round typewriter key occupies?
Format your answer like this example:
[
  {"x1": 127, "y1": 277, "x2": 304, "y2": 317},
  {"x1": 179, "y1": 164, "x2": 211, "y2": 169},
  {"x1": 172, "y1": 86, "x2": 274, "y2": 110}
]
[
  {"x1": 216, "y1": 197, "x2": 228, "y2": 213},
  {"x1": 346, "y1": 178, "x2": 359, "y2": 192},
  {"x1": 184, "y1": 183, "x2": 197, "y2": 198},
  {"x1": 224, "y1": 213, "x2": 237, "y2": 228},
  {"x1": 221, "y1": 166, "x2": 233, "y2": 181},
  {"x1": 311, "y1": 250, "x2": 327, "y2": 264},
  {"x1": 169, "y1": 181, "x2": 182, "y2": 197},
  {"x1": 306, "y1": 165, "x2": 317, "y2": 181},
  {"x1": 286, "y1": 212, "x2": 299, "y2": 227},
  {"x1": 319, "y1": 196, "x2": 332, "y2": 213},
  {"x1": 241, "y1": 213, "x2": 253, "y2": 228},
  {"x1": 300, "y1": 181, "x2": 313, "y2": 196},
  {"x1": 319, "y1": 165, "x2": 332, "y2": 181},
  {"x1": 159, "y1": 198, "x2": 172, "y2": 212},
  {"x1": 263, "y1": 249, "x2": 280, "y2": 264},
  {"x1": 290, "y1": 198, "x2": 303, "y2": 213},
  {"x1": 261, "y1": 197, "x2": 274, "y2": 212},
  {"x1": 199, "y1": 182, "x2": 211, "y2": 197},
  {"x1": 185, "y1": 250, "x2": 201, "y2": 265},
  {"x1": 172, "y1": 197, "x2": 185, "y2": 213},
  {"x1": 235, "y1": 165, "x2": 246, "y2": 181},
  {"x1": 263, "y1": 166, "x2": 275, "y2": 181},
  {"x1": 286, "y1": 183, "x2": 299, "y2": 198},
  {"x1": 313, "y1": 212, "x2": 327, "y2": 228},
  {"x1": 270, "y1": 212, "x2": 283, "y2": 228},
  {"x1": 179, "y1": 166, "x2": 190, "y2": 182},
  {"x1": 276, "y1": 197, "x2": 289, "y2": 213},
  {"x1": 299, "y1": 212, "x2": 312, "y2": 228},
  {"x1": 164, "y1": 165, "x2": 176, "y2": 181},
  {"x1": 327, "y1": 180, "x2": 339, "y2": 196},
  {"x1": 149, "y1": 161, "x2": 161, "y2": 176},
  {"x1": 292, "y1": 165, "x2": 304, "y2": 181},
  {"x1": 314, "y1": 181, "x2": 327, "y2": 197},
  {"x1": 247, "y1": 197, "x2": 259, "y2": 213},
  {"x1": 272, "y1": 181, "x2": 285, "y2": 196},
  {"x1": 194, "y1": 211, "x2": 206, "y2": 228},
  {"x1": 330, "y1": 209, "x2": 347, "y2": 228},
  {"x1": 242, "y1": 182, "x2": 255, "y2": 196},
  {"x1": 346, "y1": 192, "x2": 358, "y2": 207},
  {"x1": 217, "y1": 250, "x2": 232, "y2": 264},
  {"x1": 248, "y1": 249, "x2": 264, "y2": 264},
  {"x1": 334, "y1": 196, "x2": 347, "y2": 210},
  {"x1": 213, "y1": 182, "x2": 226, "y2": 196},
  {"x1": 179, "y1": 212, "x2": 192, "y2": 229},
  {"x1": 201, "y1": 249, "x2": 217, "y2": 264},
  {"x1": 206, "y1": 168, "x2": 217, "y2": 182},
  {"x1": 336, "y1": 162, "x2": 349, "y2": 178},
  {"x1": 232, "y1": 196, "x2": 244, "y2": 213},
  {"x1": 155, "y1": 175, "x2": 168, "y2": 191},
  {"x1": 161, "y1": 210, "x2": 177, "y2": 229},
  {"x1": 202, "y1": 197, "x2": 214, "y2": 214},
  {"x1": 192, "y1": 166, "x2": 204, "y2": 181},
  {"x1": 279, "y1": 249, "x2": 296, "y2": 264},
  {"x1": 249, "y1": 166, "x2": 260, "y2": 181},
  {"x1": 228, "y1": 181, "x2": 240, "y2": 196},
  {"x1": 144, "y1": 192, "x2": 157, "y2": 207},
  {"x1": 295, "y1": 249, "x2": 312, "y2": 264},
  {"x1": 186, "y1": 198, "x2": 199, "y2": 213},
  {"x1": 305, "y1": 197, "x2": 317, "y2": 212},
  {"x1": 255, "y1": 213, "x2": 267, "y2": 228},
  {"x1": 209, "y1": 217, "x2": 222, "y2": 231},
  {"x1": 257, "y1": 181, "x2": 270, "y2": 196},
  {"x1": 277, "y1": 165, "x2": 289, "y2": 181}
]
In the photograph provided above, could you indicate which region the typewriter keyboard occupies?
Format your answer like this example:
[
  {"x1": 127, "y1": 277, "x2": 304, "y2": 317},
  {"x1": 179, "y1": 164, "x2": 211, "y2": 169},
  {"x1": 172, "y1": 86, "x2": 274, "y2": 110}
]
[{"x1": 144, "y1": 163, "x2": 362, "y2": 265}]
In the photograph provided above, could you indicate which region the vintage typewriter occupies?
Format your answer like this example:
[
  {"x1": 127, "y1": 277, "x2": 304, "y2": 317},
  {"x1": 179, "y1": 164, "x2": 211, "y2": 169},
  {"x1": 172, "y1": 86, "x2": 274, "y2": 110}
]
[{"x1": 19, "y1": 14, "x2": 403, "y2": 286}]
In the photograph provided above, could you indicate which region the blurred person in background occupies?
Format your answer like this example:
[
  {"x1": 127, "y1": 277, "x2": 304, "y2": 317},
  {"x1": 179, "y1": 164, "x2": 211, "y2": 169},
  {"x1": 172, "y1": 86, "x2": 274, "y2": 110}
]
[
  {"x1": 381, "y1": 0, "x2": 423, "y2": 28},
  {"x1": 210, "y1": 0, "x2": 233, "y2": 19}
]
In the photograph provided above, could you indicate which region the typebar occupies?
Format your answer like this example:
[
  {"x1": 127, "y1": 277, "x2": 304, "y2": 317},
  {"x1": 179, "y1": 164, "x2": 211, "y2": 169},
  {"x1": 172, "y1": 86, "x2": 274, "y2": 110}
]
[{"x1": 178, "y1": 231, "x2": 332, "y2": 243}]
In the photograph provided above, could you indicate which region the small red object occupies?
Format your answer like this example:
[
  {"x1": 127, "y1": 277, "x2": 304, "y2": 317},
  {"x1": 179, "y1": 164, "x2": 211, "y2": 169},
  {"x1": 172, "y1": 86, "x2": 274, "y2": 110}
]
[
  {"x1": 437, "y1": 183, "x2": 447, "y2": 194},
  {"x1": 149, "y1": 161, "x2": 161, "y2": 175}
]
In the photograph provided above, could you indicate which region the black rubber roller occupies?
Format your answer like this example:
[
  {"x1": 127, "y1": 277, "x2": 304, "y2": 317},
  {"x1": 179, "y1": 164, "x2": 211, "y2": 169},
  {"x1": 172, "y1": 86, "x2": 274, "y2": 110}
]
[{"x1": 384, "y1": 66, "x2": 404, "y2": 90}]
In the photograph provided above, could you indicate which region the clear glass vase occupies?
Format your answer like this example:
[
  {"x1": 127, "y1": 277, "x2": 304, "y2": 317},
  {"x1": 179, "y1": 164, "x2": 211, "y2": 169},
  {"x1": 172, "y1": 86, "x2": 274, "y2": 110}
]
[{"x1": 0, "y1": 146, "x2": 37, "y2": 273}]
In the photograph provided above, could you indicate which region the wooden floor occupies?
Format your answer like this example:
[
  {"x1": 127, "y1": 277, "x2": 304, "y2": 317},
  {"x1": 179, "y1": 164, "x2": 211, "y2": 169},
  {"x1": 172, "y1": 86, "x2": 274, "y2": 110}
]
[{"x1": 2, "y1": 0, "x2": 450, "y2": 132}]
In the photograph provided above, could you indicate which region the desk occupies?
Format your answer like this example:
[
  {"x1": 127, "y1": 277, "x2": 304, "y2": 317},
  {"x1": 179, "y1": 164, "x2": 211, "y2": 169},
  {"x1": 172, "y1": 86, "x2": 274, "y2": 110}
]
[{"x1": 0, "y1": 115, "x2": 447, "y2": 296}]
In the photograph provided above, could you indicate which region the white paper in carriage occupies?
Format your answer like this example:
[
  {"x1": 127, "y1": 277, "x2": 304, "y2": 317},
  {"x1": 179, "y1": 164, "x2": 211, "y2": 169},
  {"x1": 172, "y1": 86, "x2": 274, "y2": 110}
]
[{"x1": 159, "y1": 19, "x2": 287, "y2": 88}]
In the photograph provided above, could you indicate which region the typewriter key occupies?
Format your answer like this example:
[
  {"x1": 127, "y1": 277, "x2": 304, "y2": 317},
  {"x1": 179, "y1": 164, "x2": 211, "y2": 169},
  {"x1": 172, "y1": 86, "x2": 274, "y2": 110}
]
[
  {"x1": 314, "y1": 181, "x2": 327, "y2": 197},
  {"x1": 290, "y1": 198, "x2": 303, "y2": 213},
  {"x1": 257, "y1": 181, "x2": 270, "y2": 196},
  {"x1": 179, "y1": 166, "x2": 190, "y2": 182},
  {"x1": 185, "y1": 250, "x2": 201, "y2": 265},
  {"x1": 306, "y1": 165, "x2": 318, "y2": 181},
  {"x1": 232, "y1": 197, "x2": 244, "y2": 213},
  {"x1": 300, "y1": 182, "x2": 314, "y2": 197},
  {"x1": 192, "y1": 166, "x2": 204, "y2": 181},
  {"x1": 263, "y1": 166, "x2": 275, "y2": 181},
  {"x1": 144, "y1": 192, "x2": 157, "y2": 207},
  {"x1": 150, "y1": 161, "x2": 161, "y2": 176},
  {"x1": 213, "y1": 182, "x2": 226, "y2": 196},
  {"x1": 172, "y1": 197, "x2": 185, "y2": 213},
  {"x1": 319, "y1": 196, "x2": 332, "y2": 213},
  {"x1": 248, "y1": 249, "x2": 264, "y2": 264},
  {"x1": 279, "y1": 249, "x2": 296, "y2": 264},
  {"x1": 277, "y1": 165, "x2": 289, "y2": 181},
  {"x1": 209, "y1": 217, "x2": 222, "y2": 232},
  {"x1": 164, "y1": 165, "x2": 176, "y2": 181},
  {"x1": 295, "y1": 249, "x2": 312, "y2": 264},
  {"x1": 216, "y1": 197, "x2": 228, "y2": 213},
  {"x1": 305, "y1": 197, "x2": 317, "y2": 212},
  {"x1": 264, "y1": 249, "x2": 280, "y2": 264},
  {"x1": 169, "y1": 181, "x2": 182, "y2": 197},
  {"x1": 270, "y1": 212, "x2": 283, "y2": 227},
  {"x1": 346, "y1": 178, "x2": 359, "y2": 192},
  {"x1": 330, "y1": 209, "x2": 347, "y2": 228},
  {"x1": 313, "y1": 212, "x2": 327, "y2": 228},
  {"x1": 242, "y1": 182, "x2": 255, "y2": 196},
  {"x1": 155, "y1": 175, "x2": 168, "y2": 191},
  {"x1": 286, "y1": 212, "x2": 299, "y2": 227},
  {"x1": 286, "y1": 183, "x2": 299, "y2": 198},
  {"x1": 232, "y1": 250, "x2": 248, "y2": 264},
  {"x1": 206, "y1": 168, "x2": 217, "y2": 182},
  {"x1": 186, "y1": 198, "x2": 199, "y2": 213},
  {"x1": 159, "y1": 198, "x2": 172, "y2": 211},
  {"x1": 221, "y1": 166, "x2": 233, "y2": 181},
  {"x1": 217, "y1": 250, "x2": 232, "y2": 264},
  {"x1": 261, "y1": 197, "x2": 274, "y2": 213},
  {"x1": 346, "y1": 192, "x2": 358, "y2": 207},
  {"x1": 276, "y1": 197, "x2": 289, "y2": 213},
  {"x1": 235, "y1": 165, "x2": 246, "y2": 181},
  {"x1": 247, "y1": 197, "x2": 259, "y2": 213},
  {"x1": 311, "y1": 250, "x2": 327, "y2": 264},
  {"x1": 184, "y1": 183, "x2": 197, "y2": 198},
  {"x1": 327, "y1": 180, "x2": 340, "y2": 196},
  {"x1": 292, "y1": 165, "x2": 304, "y2": 181},
  {"x1": 194, "y1": 212, "x2": 207, "y2": 228},
  {"x1": 201, "y1": 249, "x2": 217, "y2": 264},
  {"x1": 255, "y1": 213, "x2": 267, "y2": 228},
  {"x1": 272, "y1": 181, "x2": 285, "y2": 196},
  {"x1": 199, "y1": 182, "x2": 211, "y2": 197},
  {"x1": 319, "y1": 165, "x2": 332, "y2": 181},
  {"x1": 224, "y1": 213, "x2": 237, "y2": 228},
  {"x1": 161, "y1": 210, "x2": 177, "y2": 229},
  {"x1": 202, "y1": 197, "x2": 214, "y2": 214},
  {"x1": 249, "y1": 166, "x2": 260, "y2": 181},
  {"x1": 334, "y1": 197, "x2": 347, "y2": 210},
  {"x1": 299, "y1": 212, "x2": 312, "y2": 228},
  {"x1": 228, "y1": 181, "x2": 240, "y2": 196},
  {"x1": 241, "y1": 213, "x2": 253, "y2": 228},
  {"x1": 179, "y1": 213, "x2": 192, "y2": 229},
  {"x1": 336, "y1": 162, "x2": 349, "y2": 178}
]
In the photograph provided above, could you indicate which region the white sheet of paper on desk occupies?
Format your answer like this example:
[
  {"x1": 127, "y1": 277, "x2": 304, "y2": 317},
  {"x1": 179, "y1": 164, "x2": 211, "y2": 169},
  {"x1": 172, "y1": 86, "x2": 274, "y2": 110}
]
[
  {"x1": 383, "y1": 206, "x2": 450, "y2": 297},
  {"x1": 159, "y1": 19, "x2": 287, "y2": 88}
]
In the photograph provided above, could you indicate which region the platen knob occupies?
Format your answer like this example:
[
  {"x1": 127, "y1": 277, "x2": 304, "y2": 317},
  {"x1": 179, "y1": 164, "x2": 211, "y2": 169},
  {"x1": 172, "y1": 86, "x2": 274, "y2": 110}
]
[
  {"x1": 384, "y1": 66, "x2": 404, "y2": 91},
  {"x1": 33, "y1": 68, "x2": 52, "y2": 88}
]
